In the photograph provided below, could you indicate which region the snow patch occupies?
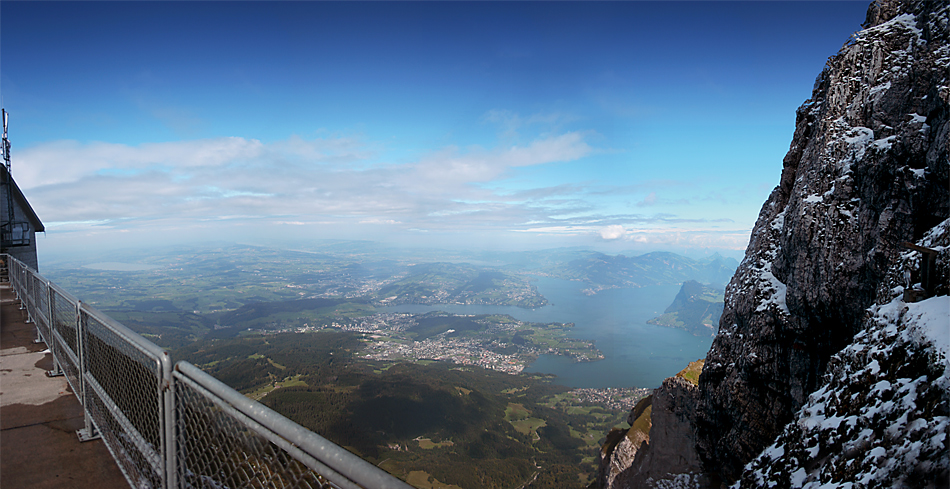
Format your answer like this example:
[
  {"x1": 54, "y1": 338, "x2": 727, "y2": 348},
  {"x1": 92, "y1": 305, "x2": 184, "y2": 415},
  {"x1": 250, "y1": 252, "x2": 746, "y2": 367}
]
[
  {"x1": 843, "y1": 127, "x2": 874, "y2": 161},
  {"x1": 872, "y1": 136, "x2": 897, "y2": 151},
  {"x1": 902, "y1": 296, "x2": 950, "y2": 363},
  {"x1": 755, "y1": 267, "x2": 790, "y2": 315},
  {"x1": 770, "y1": 209, "x2": 787, "y2": 231},
  {"x1": 887, "y1": 13, "x2": 923, "y2": 38}
]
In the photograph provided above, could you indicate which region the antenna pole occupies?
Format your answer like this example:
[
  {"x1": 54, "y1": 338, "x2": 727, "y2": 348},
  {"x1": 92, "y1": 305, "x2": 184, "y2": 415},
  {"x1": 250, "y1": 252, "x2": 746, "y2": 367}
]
[
  {"x1": 2, "y1": 108, "x2": 16, "y2": 251},
  {"x1": 2, "y1": 109, "x2": 10, "y2": 172}
]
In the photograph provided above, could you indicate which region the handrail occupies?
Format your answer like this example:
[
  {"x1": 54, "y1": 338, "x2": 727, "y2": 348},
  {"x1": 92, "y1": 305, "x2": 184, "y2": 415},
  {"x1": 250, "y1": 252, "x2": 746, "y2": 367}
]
[{"x1": 3, "y1": 253, "x2": 413, "y2": 489}]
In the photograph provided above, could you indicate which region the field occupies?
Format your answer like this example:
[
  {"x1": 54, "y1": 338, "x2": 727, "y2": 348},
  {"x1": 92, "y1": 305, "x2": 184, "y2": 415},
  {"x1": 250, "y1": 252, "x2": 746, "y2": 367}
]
[{"x1": 172, "y1": 331, "x2": 629, "y2": 488}]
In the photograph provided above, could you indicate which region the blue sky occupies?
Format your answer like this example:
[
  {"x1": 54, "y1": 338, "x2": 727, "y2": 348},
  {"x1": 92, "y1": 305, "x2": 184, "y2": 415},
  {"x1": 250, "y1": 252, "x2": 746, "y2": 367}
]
[{"x1": 0, "y1": 1, "x2": 870, "y2": 258}]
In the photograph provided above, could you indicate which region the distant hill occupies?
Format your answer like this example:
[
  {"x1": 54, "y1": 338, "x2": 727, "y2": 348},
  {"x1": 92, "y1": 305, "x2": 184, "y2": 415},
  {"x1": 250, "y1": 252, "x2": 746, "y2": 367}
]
[
  {"x1": 548, "y1": 252, "x2": 738, "y2": 290},
  {"x1": 375, "y1": 263, "x2": 547, "y2": 308},
  {"x1": 647, "y1": 281, "x2": 723, "y2": 337}
]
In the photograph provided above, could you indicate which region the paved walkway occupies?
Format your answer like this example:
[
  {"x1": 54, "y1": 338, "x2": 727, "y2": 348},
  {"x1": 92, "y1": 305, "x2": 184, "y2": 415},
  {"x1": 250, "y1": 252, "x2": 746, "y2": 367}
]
[{"x1": 0, "y1": 280, "x2": 128, "y2": 488}]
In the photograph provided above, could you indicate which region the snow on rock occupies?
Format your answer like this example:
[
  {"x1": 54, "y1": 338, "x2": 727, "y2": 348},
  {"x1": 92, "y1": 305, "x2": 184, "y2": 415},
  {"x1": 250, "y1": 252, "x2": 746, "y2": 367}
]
[
  {"x1": 754, "y1": 267, "x2": 789, "y2": 315},
  {"x1": 903, "y1": 296, "x2": 950, "y2": 364},
  {"x1": 736, "y1": 220, "x2": 950, "y2": 488}
]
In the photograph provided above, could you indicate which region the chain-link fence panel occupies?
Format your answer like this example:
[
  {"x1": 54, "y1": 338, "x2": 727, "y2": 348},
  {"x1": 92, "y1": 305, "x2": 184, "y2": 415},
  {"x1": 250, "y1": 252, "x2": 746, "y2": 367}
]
[
  {"x1": 50, "y1": 284, "x2": 82, "y2": 396},
  {"x1": 9, "y1": 258, "x2": 24, "y2": 305},
  {"x1": 8, "y1": 257, "x2": 19, "y2": 293},
  {"x1": 82, "y1": 305, "x2": 168, "y2": 489},
  {"x1": 174, "y1": 362, "x2": 413, "y2": 489},
  {"x1": 28, "y1": 270, "x2": 51, "y2": 344},
  {"x1": 23, "y1": 271, "x2": 36, "y2": 326}
]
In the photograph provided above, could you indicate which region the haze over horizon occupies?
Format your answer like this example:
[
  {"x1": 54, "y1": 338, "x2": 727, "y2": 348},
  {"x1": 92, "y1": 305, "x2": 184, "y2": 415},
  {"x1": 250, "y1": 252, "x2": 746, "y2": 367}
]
[{"x1": 0, "y1": 1, "x2": 870, "y2": 260}]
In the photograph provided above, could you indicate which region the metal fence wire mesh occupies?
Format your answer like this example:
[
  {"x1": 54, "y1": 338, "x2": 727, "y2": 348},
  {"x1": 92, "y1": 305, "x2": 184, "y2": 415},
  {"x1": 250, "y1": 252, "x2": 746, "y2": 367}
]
[
  {"x1": 82, "y1": 308, "x2": 166, "y2": 488},
  {"x1": 30, "y1": 272, "x2": 51, "y2": 343},
  {"x1": 51, "y1": 286, "x2": 79, "y2": 353},
  {"x1": 10, "y1": 259, "x2": 22, "y2": 298},
  {"x1": 24, "y1": 271, "x2": 36, "y2": 326},
  {"x1": 174, "y1": 369, "x2": 334, "y2": 489},
  {"x1": 50, "y1": 286, "x2": 82, "y2": 396}
]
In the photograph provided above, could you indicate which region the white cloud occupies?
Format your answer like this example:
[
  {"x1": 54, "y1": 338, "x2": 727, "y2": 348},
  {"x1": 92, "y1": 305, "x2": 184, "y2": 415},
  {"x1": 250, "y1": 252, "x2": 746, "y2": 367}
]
[
  {"x1": 638, "y1": 192, "x2": 657, "y2": 206},
  {"x1": 18, "y1": 131, "x2": 595, "y2": 234},
  {"x1": 16, "y1": 126, "x2": 756, "y2": 254},
  {"x1": 15, "y1": 137, "x2": 265, "y2": 190},
  {"x1": 410, "y1": 131, "x2": 592, "y2": 189},
  {"x1": 600, "y1": 225, "x2": 626, "y2": 240},
  {"x1": 482, "y1": 109, "x2": 577, "y2": 141}
]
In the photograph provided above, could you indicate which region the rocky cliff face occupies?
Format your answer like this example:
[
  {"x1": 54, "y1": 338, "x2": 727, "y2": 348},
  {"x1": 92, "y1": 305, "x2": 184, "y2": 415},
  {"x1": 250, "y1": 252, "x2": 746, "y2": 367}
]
[
  {"x1": 599, "y1": 361, "x2": 706, "y2": 489},
  {"x1": 600, "y1": 0, "x2": 949, "y2": 487},
  {"x1": 697, "y1": 0, "x2": 948, "y2": 484}
]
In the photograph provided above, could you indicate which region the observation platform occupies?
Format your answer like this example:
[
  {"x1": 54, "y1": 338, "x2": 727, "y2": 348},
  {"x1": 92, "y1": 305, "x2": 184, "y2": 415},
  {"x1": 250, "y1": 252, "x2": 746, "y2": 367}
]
[{"x1": 0, "y1": 280, "x2": 127, "y2": 488}]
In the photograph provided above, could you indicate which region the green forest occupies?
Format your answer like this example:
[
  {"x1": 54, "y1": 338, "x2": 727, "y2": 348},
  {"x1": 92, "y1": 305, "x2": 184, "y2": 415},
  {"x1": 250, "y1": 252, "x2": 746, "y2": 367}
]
[{"x1": 175, "y1": 331, "x2": 623, "y2": 488}]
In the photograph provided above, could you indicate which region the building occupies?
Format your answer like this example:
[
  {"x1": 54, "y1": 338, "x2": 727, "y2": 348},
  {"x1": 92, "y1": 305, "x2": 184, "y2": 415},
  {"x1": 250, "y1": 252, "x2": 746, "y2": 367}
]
[{"x1": 0, "y1": 164, "x2": 43, "y2": 270}]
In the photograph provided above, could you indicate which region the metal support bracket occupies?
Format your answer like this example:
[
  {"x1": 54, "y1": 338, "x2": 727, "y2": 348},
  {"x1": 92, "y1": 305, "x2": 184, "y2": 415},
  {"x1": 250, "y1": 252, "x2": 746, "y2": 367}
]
[
  {"x1": 46, "y1": 359, "x2": 64, "y2": 378},
  {"x1": 76, "y1": 425, "x2": 101, "y2": 443}
]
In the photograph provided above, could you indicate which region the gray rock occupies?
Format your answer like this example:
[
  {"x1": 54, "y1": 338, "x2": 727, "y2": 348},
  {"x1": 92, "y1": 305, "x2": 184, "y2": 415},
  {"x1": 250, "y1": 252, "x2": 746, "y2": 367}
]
[
  {"x1": 602, "y1": 367, "x2": 707, "y2": 489},
  {"x1": 696, "y1": 0, "x2": 949, "y2": 484}
]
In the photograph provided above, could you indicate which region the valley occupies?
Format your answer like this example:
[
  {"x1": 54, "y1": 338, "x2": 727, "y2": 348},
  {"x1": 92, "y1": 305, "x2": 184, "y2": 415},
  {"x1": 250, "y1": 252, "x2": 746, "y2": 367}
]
[{"x1": 39, "y1": 243, "x2": 732, "y2": 487}]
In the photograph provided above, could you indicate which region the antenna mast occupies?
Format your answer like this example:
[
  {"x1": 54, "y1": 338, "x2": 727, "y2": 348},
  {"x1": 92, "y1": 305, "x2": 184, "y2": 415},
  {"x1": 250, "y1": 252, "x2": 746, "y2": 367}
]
[
  {"x1": 1, "y1": 109, "x2": 29, "y2": 249},
  {"x1": 2, "y1": 109, "x2": 10, "y2": 172}
]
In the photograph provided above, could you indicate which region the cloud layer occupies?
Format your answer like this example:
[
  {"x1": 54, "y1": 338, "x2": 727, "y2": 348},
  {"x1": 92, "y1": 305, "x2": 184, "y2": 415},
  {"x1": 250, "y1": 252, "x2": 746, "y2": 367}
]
[{"x1": 17, "y1": 127, "x2": 753, "y2": 252}]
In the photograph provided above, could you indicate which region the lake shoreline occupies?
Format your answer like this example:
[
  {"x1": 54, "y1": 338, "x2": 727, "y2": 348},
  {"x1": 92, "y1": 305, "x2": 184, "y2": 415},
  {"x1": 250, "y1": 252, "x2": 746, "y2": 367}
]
[{"x1": 379, "y1": 277, "x2": 713, "y2": 389}]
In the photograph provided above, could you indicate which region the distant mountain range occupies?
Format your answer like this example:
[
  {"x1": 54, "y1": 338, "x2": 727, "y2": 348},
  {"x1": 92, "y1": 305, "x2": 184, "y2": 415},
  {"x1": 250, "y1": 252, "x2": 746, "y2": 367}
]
[{"x1": 547, "y1": 251, "x2": 738, "y2": 290}]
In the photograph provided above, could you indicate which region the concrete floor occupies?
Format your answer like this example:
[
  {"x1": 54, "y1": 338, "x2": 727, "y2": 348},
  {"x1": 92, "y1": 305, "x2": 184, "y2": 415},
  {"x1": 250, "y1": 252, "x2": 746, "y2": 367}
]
[{"x1": 0, "y1": 280, "x2": 128, "y2": 488}]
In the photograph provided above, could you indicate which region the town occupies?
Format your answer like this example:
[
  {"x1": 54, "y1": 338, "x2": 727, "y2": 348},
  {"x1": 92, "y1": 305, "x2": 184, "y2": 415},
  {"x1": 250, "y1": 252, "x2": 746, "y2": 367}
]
[{"x1": 262, "y1": 311, "x2": 605, "y2": 375}]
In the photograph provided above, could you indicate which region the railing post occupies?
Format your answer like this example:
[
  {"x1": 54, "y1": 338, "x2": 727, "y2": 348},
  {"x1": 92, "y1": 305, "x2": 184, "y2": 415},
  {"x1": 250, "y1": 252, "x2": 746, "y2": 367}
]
[
  {"x1": 18, "y1": 283, "x2": 26, "y2": 310},
  {"x1": 45, "y1": 281, "x2": 63, "y2": 377},
  {"x1": 75, "y1": 301, "x2": 100, "y2": 442},
  {"x1": 162, "y1": 351, "x2": 177, "y2": 489}
]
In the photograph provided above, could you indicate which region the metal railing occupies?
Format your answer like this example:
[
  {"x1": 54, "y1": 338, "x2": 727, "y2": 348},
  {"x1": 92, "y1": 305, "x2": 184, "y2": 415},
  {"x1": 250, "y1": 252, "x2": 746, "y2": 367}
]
[{"x1": 3, "y1": 254, "x2": 413, "y2": 489}]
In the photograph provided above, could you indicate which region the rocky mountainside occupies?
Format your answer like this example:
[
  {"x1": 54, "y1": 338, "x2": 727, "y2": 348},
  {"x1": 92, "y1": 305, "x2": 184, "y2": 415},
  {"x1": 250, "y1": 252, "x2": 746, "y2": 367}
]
[
  {"x1": 697, "y1": 0, "x2": 948, "y2": 483},
  {"x1": 737, "y1": 220, "x2": 948, "y2": 488},
  {"x1": 598, "y1": 0, "x2": 948, "y2": 487},
  {"x1": 599, "y1": 361, "x2": 706, "y2": 489}
]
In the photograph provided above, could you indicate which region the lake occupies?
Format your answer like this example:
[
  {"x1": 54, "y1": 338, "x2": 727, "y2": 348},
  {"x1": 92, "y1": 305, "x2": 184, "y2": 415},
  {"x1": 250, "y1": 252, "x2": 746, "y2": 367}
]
[{"x1": 379, "y1": 277, "x2": 714, "y2": 389}]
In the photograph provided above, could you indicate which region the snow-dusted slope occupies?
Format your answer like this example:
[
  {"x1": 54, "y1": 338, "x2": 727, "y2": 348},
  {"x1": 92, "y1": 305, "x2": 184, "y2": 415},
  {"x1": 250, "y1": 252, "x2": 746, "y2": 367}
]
[{"x1": 739, "y1": 220, "x2": 949, "y2": 488}]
